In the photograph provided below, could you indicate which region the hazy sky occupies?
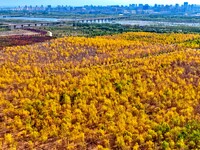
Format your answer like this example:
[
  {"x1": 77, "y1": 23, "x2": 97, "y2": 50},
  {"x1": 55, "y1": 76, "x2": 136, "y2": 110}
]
[{"x1": 2, "y1": 0, "x2": 200, "y2": 7}]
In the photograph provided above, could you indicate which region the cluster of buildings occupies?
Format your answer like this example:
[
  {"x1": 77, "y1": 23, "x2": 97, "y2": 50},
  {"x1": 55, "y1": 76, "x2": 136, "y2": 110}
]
[{"x1": 3, "y1": 2, "x2": 200, "y2": 15}]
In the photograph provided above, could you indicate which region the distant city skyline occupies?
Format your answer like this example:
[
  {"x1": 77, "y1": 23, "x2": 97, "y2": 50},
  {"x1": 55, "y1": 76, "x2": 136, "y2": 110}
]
[{"x1": 1, "y1": 0, "x2": 200, "y2": 7}]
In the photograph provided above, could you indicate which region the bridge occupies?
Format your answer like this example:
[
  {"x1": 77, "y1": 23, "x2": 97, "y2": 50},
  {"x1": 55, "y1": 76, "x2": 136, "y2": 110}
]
[
  {"x1": 76, "y1": 16, "x2": 128, "y2": 23},
  {"x1": 0, "y1": 16, "x2": 128, "y2": 30},
  {"x1": 8, "y1": 22, "x2": 60, "y2": 30}
]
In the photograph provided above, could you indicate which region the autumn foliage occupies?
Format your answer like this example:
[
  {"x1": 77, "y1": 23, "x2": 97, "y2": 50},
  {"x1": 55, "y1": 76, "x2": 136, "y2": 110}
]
[
  {"x1": 0, "y1": 32, "x2": 200, "y2": 149},
  {"x1": 0, "y1": 35, "x2": 53, "y2": 50}
]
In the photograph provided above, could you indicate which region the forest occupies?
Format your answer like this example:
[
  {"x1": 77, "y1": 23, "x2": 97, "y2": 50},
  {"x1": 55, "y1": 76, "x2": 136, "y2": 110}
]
[
  {"x1": 36, "y1": 22, "x2": 200, "y2": 38},
  {"x1": 0, "y1": 32, "x2": 200, "y2": 149}
]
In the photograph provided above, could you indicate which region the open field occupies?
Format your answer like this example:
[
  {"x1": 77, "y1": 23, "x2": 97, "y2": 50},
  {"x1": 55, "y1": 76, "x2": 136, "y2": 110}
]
[
  {"x1": 0, "y1": 29, "x2": 40, "y2": 37},
  {"x1": 0, "y1": 32, "x2": 200, "y2": 149},
  {"x1": 0, "y1": 35, "x2": 53, "y2": 50},
  {"x1": 0, "y1": 29, "x2": 53, "y2": 50}
]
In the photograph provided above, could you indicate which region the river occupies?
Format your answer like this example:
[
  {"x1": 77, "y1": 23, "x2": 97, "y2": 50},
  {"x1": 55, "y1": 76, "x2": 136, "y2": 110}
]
[
  {"x1": 114, "y1": 20, "x2": 200, "y2": 27},
  {"x1": 1, "y1": 16, "x2": 200, "y2": 27},
  {"x1": 0, "y1": 16, "x2": 61, "y2": 22}
]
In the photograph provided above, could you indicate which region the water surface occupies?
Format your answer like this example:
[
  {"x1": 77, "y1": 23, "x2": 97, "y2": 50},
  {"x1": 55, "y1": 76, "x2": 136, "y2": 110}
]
[{"x1": 114, "y1": 20, "x2": 200, "y2": 27}]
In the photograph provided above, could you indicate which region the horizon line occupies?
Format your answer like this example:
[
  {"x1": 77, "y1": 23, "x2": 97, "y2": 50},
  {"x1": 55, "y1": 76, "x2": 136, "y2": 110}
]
[{"x1": 1, "y1": 2, "x2": 200, "y2": 8}]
